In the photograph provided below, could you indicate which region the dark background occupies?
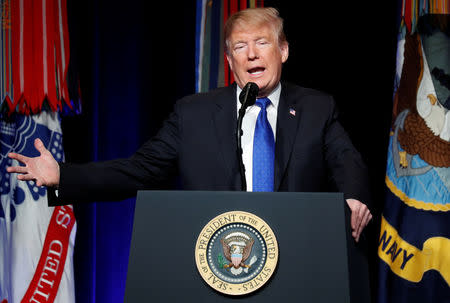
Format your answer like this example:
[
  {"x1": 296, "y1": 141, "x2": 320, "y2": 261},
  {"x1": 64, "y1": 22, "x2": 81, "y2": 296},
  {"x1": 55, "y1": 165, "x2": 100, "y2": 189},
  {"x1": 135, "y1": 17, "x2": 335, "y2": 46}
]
[{"x1": 62, "y1": 1, "x2": 399, "y2": 302}]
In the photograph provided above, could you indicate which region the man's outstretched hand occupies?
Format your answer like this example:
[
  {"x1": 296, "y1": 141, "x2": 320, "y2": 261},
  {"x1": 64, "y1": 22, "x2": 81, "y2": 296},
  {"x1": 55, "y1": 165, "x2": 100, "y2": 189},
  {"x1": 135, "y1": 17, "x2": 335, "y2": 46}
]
[{"x1": 7, "y1": 138, "x2": 60, "y2": 187}]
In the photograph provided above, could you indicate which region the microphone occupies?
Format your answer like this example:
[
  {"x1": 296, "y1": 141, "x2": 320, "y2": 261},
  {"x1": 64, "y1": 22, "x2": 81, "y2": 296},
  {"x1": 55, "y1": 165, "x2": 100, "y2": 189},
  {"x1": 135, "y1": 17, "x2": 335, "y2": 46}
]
[
  {"x1": 236, "y1": 82, "x2": 259, "y2": 191},
  {"x1": 239, "y1": 82, "x2": 259, "y2": 110}
]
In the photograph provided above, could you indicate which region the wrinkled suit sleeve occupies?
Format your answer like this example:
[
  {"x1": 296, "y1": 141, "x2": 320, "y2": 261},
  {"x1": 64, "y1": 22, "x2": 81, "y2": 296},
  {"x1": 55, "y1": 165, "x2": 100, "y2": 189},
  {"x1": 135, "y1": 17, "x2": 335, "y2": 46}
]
[{"x1": 48, "y1": 104, "x2": 181, "y2": 206}]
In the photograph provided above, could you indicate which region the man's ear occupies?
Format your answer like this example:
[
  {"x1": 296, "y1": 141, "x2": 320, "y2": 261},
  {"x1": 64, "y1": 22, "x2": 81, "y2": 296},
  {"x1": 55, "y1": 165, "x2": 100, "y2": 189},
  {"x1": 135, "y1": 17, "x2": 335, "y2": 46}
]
[
  {"x1": 226, "y1": 53, "x2": 234, "y2": 71},
  {"x1": 280, "y1": 42, "x2": 289, "y2": 63}
]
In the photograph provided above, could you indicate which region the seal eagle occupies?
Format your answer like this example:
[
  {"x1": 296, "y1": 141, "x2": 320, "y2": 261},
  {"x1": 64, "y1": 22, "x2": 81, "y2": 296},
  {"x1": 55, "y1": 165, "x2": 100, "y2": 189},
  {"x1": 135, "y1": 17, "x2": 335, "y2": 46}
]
[{"x1": 220, "y1": 231, "x2": 255, "y2": 269}]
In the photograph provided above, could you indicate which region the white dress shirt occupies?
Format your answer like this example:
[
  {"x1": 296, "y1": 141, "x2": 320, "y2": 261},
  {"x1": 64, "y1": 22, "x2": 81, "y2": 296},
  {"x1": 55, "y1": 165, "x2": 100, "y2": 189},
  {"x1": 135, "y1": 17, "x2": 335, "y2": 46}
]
[{"x1": 236, "y1": 83, "x2": 281, "y2": 191}]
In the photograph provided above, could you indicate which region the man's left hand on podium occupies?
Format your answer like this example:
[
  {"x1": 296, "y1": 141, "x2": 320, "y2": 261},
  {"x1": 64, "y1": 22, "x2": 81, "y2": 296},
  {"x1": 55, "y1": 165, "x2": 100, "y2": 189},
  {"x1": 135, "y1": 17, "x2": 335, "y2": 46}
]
[{"x1": 346, "y1": 199, "x2": 372, "y2": 243}]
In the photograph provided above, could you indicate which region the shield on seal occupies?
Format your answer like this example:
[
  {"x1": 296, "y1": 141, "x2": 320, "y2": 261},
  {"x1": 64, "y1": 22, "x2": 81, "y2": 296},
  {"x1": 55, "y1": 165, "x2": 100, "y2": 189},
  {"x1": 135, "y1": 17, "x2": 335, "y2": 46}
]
[{"x1": 221, "y1": 232, "x2": 254, "y2": 269}]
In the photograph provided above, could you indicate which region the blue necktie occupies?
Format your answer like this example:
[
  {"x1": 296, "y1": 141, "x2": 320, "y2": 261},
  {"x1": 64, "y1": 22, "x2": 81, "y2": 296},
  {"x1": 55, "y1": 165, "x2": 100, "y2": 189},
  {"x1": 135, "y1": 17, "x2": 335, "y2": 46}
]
[{"x1": 252, "y1": 97, "x2": 275, "y2": 192}]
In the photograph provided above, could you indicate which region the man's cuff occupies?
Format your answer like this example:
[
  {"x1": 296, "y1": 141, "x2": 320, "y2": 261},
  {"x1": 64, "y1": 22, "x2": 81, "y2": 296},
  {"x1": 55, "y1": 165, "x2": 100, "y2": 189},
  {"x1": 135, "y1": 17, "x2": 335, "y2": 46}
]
[{"x1": 47, "y1": 187, "x2": 60, "y2": 206}]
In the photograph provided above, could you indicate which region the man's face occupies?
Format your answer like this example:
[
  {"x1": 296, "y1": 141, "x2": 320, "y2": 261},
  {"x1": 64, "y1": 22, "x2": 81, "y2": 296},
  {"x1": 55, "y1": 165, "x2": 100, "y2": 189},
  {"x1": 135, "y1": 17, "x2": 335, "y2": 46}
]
[{"x1": 226, "y1": 23, "x2": 289, "y2": 97}]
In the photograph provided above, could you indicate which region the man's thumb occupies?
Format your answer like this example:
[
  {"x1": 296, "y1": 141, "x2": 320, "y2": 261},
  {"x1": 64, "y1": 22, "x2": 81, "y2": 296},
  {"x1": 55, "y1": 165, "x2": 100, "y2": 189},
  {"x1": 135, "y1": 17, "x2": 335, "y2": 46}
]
[{"x1": 34, "y1": 138, "x2": 47, "y2": 155}]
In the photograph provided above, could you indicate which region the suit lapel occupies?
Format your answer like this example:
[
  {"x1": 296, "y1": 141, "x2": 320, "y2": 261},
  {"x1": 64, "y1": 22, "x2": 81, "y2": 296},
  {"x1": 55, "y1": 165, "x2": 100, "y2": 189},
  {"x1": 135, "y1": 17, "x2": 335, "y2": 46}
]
[
  {"x1": 274, "y1": 83, "x2": 302, "y2": 190},
  {"x1": 211, "y1": 84, "x2": 241, "y2": 189}
]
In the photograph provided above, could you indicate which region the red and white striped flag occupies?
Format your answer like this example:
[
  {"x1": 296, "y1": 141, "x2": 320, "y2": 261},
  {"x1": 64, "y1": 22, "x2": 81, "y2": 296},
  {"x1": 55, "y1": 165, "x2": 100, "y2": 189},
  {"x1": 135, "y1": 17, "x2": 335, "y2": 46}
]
[{"x1": 1, "y1": 0, "x2": 71, "y2": 114}]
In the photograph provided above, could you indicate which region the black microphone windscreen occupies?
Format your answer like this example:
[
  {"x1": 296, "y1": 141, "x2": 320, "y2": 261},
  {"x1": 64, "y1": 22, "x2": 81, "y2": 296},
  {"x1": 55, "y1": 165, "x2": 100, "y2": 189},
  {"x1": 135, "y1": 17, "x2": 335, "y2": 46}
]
[{"x1": 239, "y1": 82, "x2": 259, "y2": 106}]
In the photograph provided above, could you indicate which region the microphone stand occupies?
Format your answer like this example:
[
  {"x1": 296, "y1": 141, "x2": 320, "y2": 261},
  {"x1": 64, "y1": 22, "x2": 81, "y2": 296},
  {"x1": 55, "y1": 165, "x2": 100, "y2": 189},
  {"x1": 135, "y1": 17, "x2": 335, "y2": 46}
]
[
  {"x1": 236, "y1": 82, "x2": 258, "y2": 191},
  {"x1": 237, "y1": 106, "x2": 247, "y2": 191}
]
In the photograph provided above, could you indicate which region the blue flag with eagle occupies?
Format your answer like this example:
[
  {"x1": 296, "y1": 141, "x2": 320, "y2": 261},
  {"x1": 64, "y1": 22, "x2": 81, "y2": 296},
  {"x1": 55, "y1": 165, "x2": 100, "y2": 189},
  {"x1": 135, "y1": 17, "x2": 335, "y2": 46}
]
[{"x1": 377, "y1": 1, "x2": 449, "y2": 302}]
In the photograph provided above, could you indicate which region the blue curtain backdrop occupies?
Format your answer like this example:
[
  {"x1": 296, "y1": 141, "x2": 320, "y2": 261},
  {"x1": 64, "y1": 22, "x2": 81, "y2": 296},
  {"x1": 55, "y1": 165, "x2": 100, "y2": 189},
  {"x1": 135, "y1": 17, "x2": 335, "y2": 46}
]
[
  {"x1": 62, "y1": 1, "x2": 397, "y2": 302},
  {"x1": 64, "y1": 1, "x2": 196, "y2": 302}
]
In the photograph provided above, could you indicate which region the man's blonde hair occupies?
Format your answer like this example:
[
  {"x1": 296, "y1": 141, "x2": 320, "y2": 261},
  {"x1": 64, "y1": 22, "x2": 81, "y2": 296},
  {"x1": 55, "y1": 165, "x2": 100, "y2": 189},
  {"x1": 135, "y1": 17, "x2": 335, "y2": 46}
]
[{"x1": 224, "y1": 7, "x2": 287, "y2": 54}]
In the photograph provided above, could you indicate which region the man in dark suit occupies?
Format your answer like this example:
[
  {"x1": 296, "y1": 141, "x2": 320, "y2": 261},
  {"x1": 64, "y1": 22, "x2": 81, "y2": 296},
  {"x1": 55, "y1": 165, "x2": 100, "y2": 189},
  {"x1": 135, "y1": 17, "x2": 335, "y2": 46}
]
[{"x1": 7, "y1": 7, "x2": 372, "y2": 242}]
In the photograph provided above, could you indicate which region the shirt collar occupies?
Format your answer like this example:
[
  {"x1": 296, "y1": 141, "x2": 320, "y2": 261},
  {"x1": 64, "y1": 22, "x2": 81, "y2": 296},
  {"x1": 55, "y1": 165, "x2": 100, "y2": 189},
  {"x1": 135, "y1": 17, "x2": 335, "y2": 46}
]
[{"x1": 236, "y1": 82, "x2": 281, "y2": 109}]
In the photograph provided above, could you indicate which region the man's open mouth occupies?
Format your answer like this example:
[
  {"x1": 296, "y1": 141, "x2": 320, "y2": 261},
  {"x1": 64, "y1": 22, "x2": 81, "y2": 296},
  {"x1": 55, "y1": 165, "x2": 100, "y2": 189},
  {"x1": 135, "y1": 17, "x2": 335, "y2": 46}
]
[{"x1": 248, "y1": 67, "x2": 265, "y2": 75}]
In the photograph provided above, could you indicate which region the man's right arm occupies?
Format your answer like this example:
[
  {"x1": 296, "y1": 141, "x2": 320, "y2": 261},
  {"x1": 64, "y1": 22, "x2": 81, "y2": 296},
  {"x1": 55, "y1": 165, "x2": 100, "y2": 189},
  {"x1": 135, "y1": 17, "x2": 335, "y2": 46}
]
[{"x1": 8, "y1": 106, "x2": 181, "y2": 205}]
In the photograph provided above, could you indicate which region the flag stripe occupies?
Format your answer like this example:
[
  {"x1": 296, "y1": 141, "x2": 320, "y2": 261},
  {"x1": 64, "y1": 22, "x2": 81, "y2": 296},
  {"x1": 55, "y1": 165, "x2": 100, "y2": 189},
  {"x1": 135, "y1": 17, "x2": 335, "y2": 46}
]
[
  {"x1": 209, "y1": 0, "x2": 221, "y2": 90},
  {"x1": 59, "y1": 0, "x2": 70, "y2": 103},
  {"x1": 386, "y1": 176, "x2": 450, "y2": 212},
  {"x1": 42, "y1": 0, "x2": 48, "y2": 95},
  {"x1": 21, "y1": 206, "x2": 76, "y2": 303}
]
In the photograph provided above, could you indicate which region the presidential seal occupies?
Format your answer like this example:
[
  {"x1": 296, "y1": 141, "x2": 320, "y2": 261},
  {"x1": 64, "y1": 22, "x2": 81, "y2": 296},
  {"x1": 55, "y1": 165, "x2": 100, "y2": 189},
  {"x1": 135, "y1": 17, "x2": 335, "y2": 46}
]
[{"x1": 195, "y1": 211, "x2": 278, "y2": 295}]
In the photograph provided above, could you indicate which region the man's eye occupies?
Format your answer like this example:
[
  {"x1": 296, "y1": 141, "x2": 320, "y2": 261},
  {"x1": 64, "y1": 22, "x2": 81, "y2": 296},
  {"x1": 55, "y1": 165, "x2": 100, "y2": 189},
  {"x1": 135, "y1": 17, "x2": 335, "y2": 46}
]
[{"x1": 233, "y1": 44, "x2": 246, "y2": 52}]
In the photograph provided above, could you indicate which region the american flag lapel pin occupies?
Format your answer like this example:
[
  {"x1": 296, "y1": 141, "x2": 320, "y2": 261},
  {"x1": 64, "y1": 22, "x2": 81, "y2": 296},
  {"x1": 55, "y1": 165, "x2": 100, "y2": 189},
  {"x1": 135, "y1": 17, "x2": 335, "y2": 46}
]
[{"x1": 289, "y1": 108, "x2": 296, "y2": 116}]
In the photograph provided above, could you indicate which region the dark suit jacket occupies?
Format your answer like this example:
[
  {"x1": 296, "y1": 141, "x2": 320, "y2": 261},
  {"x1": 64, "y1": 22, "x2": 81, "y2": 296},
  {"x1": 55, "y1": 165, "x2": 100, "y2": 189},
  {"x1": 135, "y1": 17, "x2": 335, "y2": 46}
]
[{"x1": 50, "y1": 82, "x2": 370, "y2": 206}]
